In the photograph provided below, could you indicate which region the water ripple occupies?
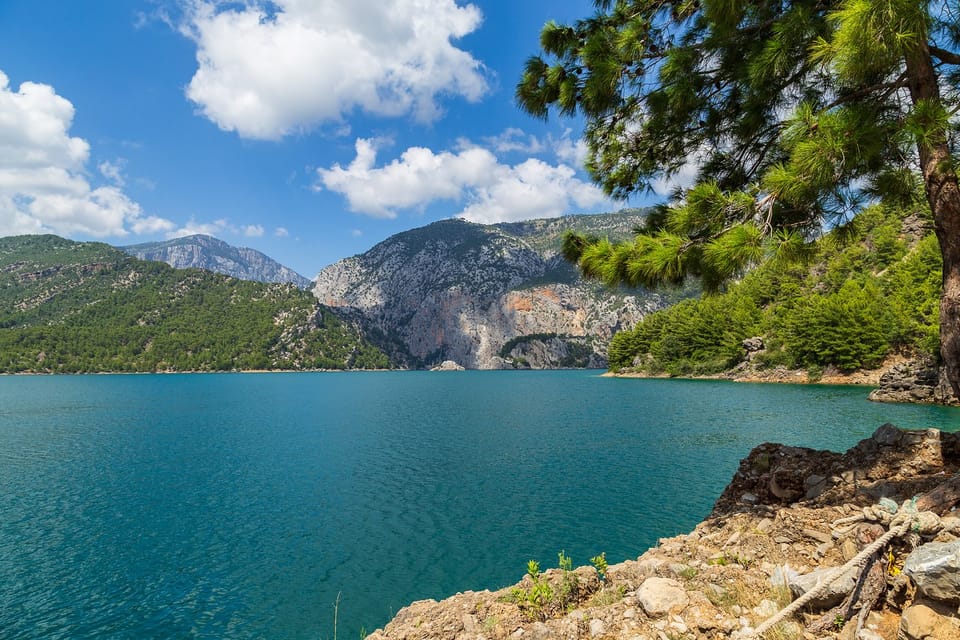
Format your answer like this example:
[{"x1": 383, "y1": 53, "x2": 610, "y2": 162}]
[{"x1": 1, "y1": 372, "x2": 958, "y2": 639}]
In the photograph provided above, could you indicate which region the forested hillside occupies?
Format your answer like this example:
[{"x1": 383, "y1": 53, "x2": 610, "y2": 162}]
[
  {"x1": 0, "y1": 235, "x2": 389, "y2": 373},
  {"x1": 608, "y1": 205, "x2": 941, "y2": 378}
]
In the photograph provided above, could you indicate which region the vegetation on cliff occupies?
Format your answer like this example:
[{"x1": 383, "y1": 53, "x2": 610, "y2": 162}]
[
  {"x1": 607, "y1": 205, "x2": 941, "y2": 376},
  {"x1": 0, "y1": 235, "x2": 389, "y2": 373}
]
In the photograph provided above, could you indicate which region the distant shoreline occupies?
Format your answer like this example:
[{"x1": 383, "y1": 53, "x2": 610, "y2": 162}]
[{"x1": 601, "y1": 354, "x2": 910, "y2": 387}]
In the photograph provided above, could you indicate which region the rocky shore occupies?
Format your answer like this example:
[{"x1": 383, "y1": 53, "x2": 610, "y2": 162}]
[
  {"x1": 365, "y1": 425, "x2": 960, "y2": 640},
  {"x1": 613, "y1": 335, "x2": 960, "y2": 408}
]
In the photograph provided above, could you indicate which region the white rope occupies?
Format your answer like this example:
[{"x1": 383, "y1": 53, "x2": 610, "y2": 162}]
[
  {"x1": 752, "y1": 518, "x2": 912, "y2": 637},
  {"x1": 752, "y1": 498, "x2": 945, "y2": 638}
]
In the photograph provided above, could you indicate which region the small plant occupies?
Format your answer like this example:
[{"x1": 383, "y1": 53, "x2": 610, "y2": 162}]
[
  {"x1": 556, "y1": 550, "x2": 579, "y2": 612},
  {"x1": 590, "y1": 552, "x2": 608, "y2": 581},
  {"x1": 677, "y1": 566, "x2": 698, "y2": 580},
  {"x1": 709, "y1": 551, "x2": 753, "y2": 569},
  {"x1": 509, "y1": 560, "x2": 554, "y2": 621},
  {"x1": 833, "y1": 614, "x2": 845, "y2": 631},
  {"x1": 585, "y1": 584, "x2": 627, "y2": 608},
  {"x1": 507, "y1": 552, "x2": 583, "y2": 621}
]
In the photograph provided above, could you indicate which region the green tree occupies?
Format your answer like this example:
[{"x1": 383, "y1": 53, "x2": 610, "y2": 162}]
[{"x1": 518, "y1": 0, "x2": 960, "y2": 397}]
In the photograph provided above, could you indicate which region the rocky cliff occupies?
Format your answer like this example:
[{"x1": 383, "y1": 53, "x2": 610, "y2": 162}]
[
  {"x1": 312, "y1": 213, "x2": 670, "y2": 369},
  {"x1": 123, "y1": 234, "x2": 312, "y2": 288}
]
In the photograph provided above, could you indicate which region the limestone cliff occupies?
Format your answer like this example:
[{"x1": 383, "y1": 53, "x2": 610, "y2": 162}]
[{"x1": 312, "y1": 214, "x2": 669, "y2": 369}]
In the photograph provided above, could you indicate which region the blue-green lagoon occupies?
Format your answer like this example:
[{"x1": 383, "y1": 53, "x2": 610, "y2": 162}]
[{"x1": 2, "y1": 371, "x2": 959, "y2": 639}]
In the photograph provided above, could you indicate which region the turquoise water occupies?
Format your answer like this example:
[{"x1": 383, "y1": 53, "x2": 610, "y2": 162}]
[{"x1": 1, "y1": 371, "x2": 959, "y2": 639}]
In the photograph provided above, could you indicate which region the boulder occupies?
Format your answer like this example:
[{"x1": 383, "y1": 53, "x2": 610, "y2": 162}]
[
  {"x1": 635, "y1": 577, "x2": 689, "y2": 616},
  {"x1": 900, "y1": 604, "x2": 960, "y2": 640},
  {"x1": 430, "y1": 360, "x2": 465, "y2": 371},
  {"x1": 788, "y1": 565, "x2": 860, "y2": 610},
  {"x1": 904, "y1": 540, "x2": 960, "y2": 603}
]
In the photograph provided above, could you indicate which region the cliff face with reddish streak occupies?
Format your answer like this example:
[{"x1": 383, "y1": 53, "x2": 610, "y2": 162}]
[{"x1": 312, "y1": 214, "x2": 674, "y2": 369}]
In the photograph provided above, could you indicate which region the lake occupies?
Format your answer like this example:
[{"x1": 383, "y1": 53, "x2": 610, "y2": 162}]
[{"x1": 2, "y1": 371, "x2": 958, "y2": 639}]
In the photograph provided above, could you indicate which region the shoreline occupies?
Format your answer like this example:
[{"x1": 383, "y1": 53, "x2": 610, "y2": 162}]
[{"x1": 602, "y1": 354, "x2": 913, "y2": 388}]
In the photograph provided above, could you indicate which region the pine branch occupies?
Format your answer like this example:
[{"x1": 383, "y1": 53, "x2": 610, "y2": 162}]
[{"x1": 930, "y1": 45, "x2": 960, "y2": 65}]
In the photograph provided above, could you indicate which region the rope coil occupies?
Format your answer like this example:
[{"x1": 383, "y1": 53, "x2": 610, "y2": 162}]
[{"x1": 751, "y1": 499, "x2": 945, "y2": 638}]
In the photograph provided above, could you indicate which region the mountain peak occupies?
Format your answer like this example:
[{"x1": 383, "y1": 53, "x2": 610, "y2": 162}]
[{"x1": 123, "y1": 235, "x2": 312, "y2": 289}]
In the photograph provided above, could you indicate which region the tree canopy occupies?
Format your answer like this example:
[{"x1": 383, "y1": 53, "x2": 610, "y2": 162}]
[{"x1": 517, "y1": 0, "x2": 960, "y2": 396}]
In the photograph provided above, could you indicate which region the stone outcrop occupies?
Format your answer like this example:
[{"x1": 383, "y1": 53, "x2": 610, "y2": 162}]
[
  {"x1": 430, "y1": 360, "x2": 465, "y2": 371},
  {"x1": 364, "y1": 425, "x2": 960, "y2": 640},
  {"x1": 868, "y1": 357, "x2": 960, "y2": 405},
  {"x1": 313, "y1": 214, "x2": 667, "y2": 369},
  {"x1": 123, "y1": 234, "x2": 312, "y2": 288}
]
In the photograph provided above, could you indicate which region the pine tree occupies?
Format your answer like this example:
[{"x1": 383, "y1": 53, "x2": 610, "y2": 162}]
[{"x1": 517, "y1": 0, "x2": 960, "y2": 397}]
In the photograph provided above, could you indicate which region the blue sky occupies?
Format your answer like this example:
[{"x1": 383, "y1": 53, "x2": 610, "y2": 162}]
[{"x1": 0, "y1": 0, "x2": 653, "y2": 277}]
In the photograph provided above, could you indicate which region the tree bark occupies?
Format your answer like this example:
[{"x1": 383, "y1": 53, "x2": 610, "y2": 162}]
[{"x1": 906, "y1": 44, "x2": 960, "y2": 401}]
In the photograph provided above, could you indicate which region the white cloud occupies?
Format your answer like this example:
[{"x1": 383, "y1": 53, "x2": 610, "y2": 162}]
[
  {"x1": 483, "y1": 128, "x2": 546, "y2": 155},
  {"x1": 166, "y1": 218, "x2": 271, "y2": 240},
  {"x1": 552, "y1": 129, "x2": 589, "y2": 169},
  {"x1": 98, "y1": 159, "x2": 126, "y2": 187},
  {"x1": 0, "y1": 70, "x2": 174, "y2": 238},
  {"x1": 316, "y1": 137, "x2": 609, "y2": 223},
  {"x1": 351, "y1": 229, "x2": 363, "y2": 237},
  {"x1": 167, "y1": 217, "x2": 232, "y2": 238},
  {"x1": 180, "y1": 0, "x2": 488, "y2": 140},
  {"x1": 274, "y1": 226, "x2": 290, "y2": 237}
]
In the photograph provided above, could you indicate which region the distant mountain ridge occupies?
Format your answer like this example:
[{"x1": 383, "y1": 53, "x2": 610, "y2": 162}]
[
  {"x1": 313, "y1": 211, "x2": 674, "y2": 369},
  {"x1": 123, "y1": 234, "x2": 312, "y2": 289},
  {"x1": 0, "y1": 235, "x2": 388, "y2": 373}
]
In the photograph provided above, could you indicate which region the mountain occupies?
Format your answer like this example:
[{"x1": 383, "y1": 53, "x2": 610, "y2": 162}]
[
  {"x1": 123, "y1": 234, "x2": 312, "y2": 289},
  {"x1": 0, "y1": 235, "x2": 389, "y2": 373},
  {"x1": 313, "y1": 212, "x2": 676, "y2": 369}
]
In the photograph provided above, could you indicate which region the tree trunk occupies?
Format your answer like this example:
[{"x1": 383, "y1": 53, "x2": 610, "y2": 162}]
[{"x1": 906, "y1": 44, "x2": 960, "y2": 401}]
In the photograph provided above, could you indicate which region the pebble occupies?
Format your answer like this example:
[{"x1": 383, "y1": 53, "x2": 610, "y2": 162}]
[
  {"x1": 802, "y1": 528, "x2": 832, "y2": 544},
  {"x1": 589, "y1": 619, "x2": 606, "y2": 637}
]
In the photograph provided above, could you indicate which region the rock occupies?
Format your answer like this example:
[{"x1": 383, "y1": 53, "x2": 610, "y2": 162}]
[
  {"x1": 636, "y1": 553, "x2": 669, "y2": 578},
  {"x1": 903, "y1": 540, "x2": 960, "y2": 602},
  {"x1": 589, "y1": 618, "x2": 606, "y2": 637},
  {"x1": 869, "y1": 358, "x2": 960, "y2": 406},
  {"x1": 430, "y1": 360, "x2": 465, "y2": 371},
  {"x1": 804, "y1": 474, "x2": 829, "y2": 500},
  {"x1": 900, "y1": 604, "x2": 960, "y2": 640},
  {"x1": 873, "y1": 423, "x2": 902, "y2": 446},
  {"x1": 312, "y1": 214, "x2": 663, "y2": 369},
  {"x1": 802, "y1": 528, "x2": 832, "y2": 544},
  {"x1": 742, "y1": 337, "x2": 765, "y2": 361},
  {"x1": 840, "y1": 538, "x2": 858, "y2": 562},
  {"x1": 636, "y1": 577, "x2": 690, "y2": 616},
  {"x1": 756, "y1": 517, "x2": 774, "y2": 534},
  {"x1": 788, "y1": 565, "x2": 860, "y2": 609}
]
